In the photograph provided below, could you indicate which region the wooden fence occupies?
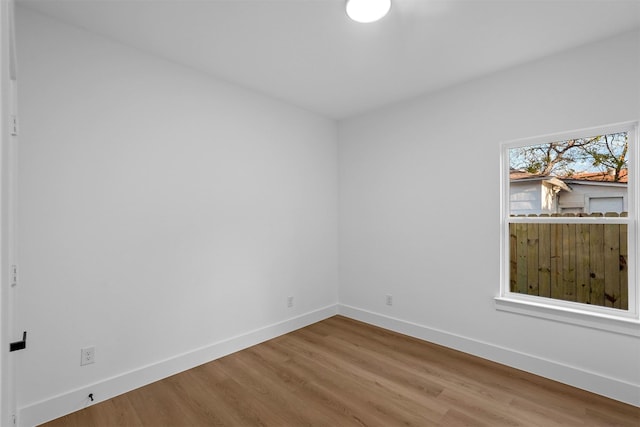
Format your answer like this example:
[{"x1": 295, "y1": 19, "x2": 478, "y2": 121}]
[{"x1": 509, "y1": 213, "x2": 628, "y2": 310}]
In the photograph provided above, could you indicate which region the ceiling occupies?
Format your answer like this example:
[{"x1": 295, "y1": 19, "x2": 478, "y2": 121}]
[{"x1": 17, "y1": 0, "x2": 640, "y2": 119}]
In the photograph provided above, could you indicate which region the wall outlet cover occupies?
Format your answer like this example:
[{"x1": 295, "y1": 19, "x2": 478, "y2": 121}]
[{"x1": 81, "y1": 346, "x2": 95, "y2": 366}]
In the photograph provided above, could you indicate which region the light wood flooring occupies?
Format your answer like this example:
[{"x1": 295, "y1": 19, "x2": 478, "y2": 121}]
[{"x1": 42, "y1": 316, "x2": 640, "y2": 426}]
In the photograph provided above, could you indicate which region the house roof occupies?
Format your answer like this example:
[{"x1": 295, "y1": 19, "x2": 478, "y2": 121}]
[
  {"x1": 567, "y1": 169, "x2": 628, "y2": 183},
  {"x1": 510, "y1": 169, "x2": 628, "y2": 184},
  {"x1": 508, "y1": 170, "x2": 572, "y2": 192},
  {"x1": 509, "y1": 170, "x2": 543, "y2": 180}
]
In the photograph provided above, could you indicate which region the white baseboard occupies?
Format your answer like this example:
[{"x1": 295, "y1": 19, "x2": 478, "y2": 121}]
[
  {"x1": 18, "y1": 304, "x2": 338, "y2": 427},
  {"x1": 337, "y1": 304, "x2": 640, "y2": 408}
]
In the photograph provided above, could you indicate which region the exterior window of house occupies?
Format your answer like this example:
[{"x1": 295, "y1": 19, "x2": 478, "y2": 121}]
[{"x1": 499, "y1": 122, "x2": 638, "y2": 332}]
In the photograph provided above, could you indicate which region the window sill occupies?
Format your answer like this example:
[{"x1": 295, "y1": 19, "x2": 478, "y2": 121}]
[{"x1": 494, "y1": 296, "x2": 640, "y2": 337}]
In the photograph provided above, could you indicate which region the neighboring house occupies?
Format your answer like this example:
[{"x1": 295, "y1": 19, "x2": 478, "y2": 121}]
[{"x1": 509, "y1": 169, "x2": 628, "y2": 215}]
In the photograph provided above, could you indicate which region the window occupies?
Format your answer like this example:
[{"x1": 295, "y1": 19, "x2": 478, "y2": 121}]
[{"x1": 498, "y1": 122, "x2": 639, "y2": 334}]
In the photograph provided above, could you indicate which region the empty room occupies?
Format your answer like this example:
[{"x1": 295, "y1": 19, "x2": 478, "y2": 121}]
[{"x1": 1, "y1": 0, "x2": 639, "y2": 426}]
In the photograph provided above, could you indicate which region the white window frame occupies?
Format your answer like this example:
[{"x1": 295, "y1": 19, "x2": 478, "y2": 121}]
[{"x1": 497, "y1": 121, "x2": 640, "y2": 337}]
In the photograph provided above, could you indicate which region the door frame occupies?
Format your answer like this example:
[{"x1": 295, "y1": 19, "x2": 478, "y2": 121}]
[{"x1": 1, "y1": 0, "x2": 18, "y2": 425}]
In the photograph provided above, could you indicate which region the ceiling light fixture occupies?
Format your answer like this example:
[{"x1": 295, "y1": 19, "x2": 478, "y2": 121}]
[{"x1": 346, "y1": 0, "x2": 391, "y2": 23}]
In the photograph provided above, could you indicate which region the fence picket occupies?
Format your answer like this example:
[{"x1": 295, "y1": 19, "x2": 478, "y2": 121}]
[
  {"x1": 516, "y1": 222, "x2": 528, "y2": 294},
  {"x1": 575, "y1": 224, "x2": 590, "y2": 304},
  {"x1": 550, "y1": 220, "x2": 562, "y2": 301},
  {"x1": 620, "y1": 217, "x2": 628, "y2": 309},
  {"x1": 538, "y1": 220, "x2": 551, "y2": 298},
  {"x1": 562, "y1": 222, "x2": 576, "y2": 301},
  {"x1": 527, "y1": 219, "x2": 539, "y2": 295},
  {"x1": 590, "y1": 219, "x2": 605, "y2": 307},
  {"x1": 604, "y1": 212, "x2": 621, "y2": 308},
  {"x1": 509, "y1": 223, "x2": 517, "y2": 294}
]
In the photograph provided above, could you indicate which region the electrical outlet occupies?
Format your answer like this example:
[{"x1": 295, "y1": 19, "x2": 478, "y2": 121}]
[
  {"x1": 386, "y1": 294, "x2": 393, "y2": 306},
  {"x1": 81, "y1": 346, "x2": 95, "y2": 366},
  {"x1": 287, "y1": 296, "x2": 294, "y2": 308}
]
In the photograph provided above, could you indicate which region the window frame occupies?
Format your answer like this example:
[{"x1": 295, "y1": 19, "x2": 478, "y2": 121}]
[{"x1": 497, "y1": 122, "x2": 640, "y2": 336}]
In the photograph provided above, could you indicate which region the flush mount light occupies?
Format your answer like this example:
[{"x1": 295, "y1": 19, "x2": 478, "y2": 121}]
[{"x1": 346, "y1": 0, "x2": 391, "y2": 23}]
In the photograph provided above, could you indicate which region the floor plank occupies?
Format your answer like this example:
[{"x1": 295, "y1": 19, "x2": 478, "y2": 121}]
[{"x1": 41, "y1": 316, "x2": 640, "y2": 426}]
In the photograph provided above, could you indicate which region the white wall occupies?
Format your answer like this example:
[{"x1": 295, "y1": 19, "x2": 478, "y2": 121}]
[
  {"x1": 339, "y1": 30, "x2": 640, "y2": 404},
  {"x1": 15, "y1": 7, "x2": 338, "y2": 424}
]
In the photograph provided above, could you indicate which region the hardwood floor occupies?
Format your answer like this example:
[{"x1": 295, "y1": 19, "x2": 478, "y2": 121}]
[{"x1": 42, "y1": 316, "x2": 640, "y2": 426}]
